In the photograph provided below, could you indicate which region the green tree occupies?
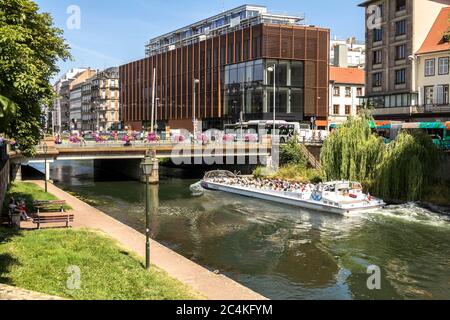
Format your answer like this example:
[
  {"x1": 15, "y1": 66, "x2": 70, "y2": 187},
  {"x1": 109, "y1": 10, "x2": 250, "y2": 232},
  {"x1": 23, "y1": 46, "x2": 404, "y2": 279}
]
[
  {"x1": 374, "y1": 130, "x2": 440, "y2": 202},
  {"x1": 320, "y1": 115, "x2": 385, "y2": 184},
  {"x1": 0, "y1": 0, "x2": 70, "y2": 155}
]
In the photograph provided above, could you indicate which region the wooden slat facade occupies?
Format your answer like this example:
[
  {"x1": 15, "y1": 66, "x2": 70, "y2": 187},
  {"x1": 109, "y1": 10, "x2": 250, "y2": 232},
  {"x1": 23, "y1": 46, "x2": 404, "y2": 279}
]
[{"x1": 119, "y1": 23, "x2": 329, "y2": 130}]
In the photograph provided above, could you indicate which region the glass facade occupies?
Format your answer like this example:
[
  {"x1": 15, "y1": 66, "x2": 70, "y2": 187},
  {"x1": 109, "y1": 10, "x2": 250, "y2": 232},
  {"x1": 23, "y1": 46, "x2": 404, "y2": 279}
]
[{"x1": 224, "y1": 59, "x2": 305, "y2": 120}]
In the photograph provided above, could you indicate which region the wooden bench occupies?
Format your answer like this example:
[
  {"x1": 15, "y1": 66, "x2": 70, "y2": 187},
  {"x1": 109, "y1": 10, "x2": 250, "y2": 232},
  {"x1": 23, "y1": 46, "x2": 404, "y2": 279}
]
[
  {"x1": 0, "y1": 208, "x2": 14, "y2": 228},
  {"x1": 33, "y1": 214, "x2": 74, "y2": 229},
  {"x1": 33, "y1": 200, "x2": 66, "y2": 214}
]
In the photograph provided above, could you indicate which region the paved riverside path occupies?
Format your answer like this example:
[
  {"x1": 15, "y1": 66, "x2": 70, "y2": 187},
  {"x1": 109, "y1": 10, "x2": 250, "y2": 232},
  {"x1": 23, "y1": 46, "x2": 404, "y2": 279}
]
[
  {"x1": 0, "y1": 284, "x2": 64, "y2": 300},
  {"x1": 26, "y1": 180, "x2": 266, "y2": 301}
]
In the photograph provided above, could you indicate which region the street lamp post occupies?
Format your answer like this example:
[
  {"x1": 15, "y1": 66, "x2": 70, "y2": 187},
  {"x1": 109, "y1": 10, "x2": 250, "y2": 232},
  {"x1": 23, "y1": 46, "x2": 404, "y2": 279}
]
[
  {"x1": 267, "y1": 64, "x2": 276, "y2": 142},
  {"x1": 193, "y1": 79, "x2": 200, "y2": 141},
  {"x1": 155, "y1": 98, "x2": 160, "y2": 133},
  {"x1": 140, "y1": 153, "x2": 153, "y2": 270},
  {"x1": 43, "y1": 142, "x2": 48, "y2": 193}
]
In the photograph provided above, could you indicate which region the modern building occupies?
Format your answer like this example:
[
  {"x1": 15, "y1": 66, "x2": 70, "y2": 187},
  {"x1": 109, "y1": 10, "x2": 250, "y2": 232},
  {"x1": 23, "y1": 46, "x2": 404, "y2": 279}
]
[
  {"x1": 52, "y1": 68, "x2": 89, "y2": 133},
  {"x1": 329, "y1": 67, "x2": 365, "y2": 124},
  {"x1": 120, "y1": 4, "x2": 330, "y2": 131},
  {"x1": 330, "y1": 37, "x2": 366, "y2": 68},
  {"x1": 90, "y1": 67, "x2": 120, "y2": 132},
  {"x1": 69, "y1": 69, "x2": 97, "y2": 131},
  {"x1": 359, "y1": 0, "x2": 449, "y2": 121}
]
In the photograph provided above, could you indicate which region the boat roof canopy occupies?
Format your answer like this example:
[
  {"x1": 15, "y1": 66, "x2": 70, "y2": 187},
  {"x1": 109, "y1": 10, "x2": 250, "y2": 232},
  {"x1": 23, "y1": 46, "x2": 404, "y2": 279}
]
[{"x1": 204, "y1": 170, "x2": 236, "y2": 180}]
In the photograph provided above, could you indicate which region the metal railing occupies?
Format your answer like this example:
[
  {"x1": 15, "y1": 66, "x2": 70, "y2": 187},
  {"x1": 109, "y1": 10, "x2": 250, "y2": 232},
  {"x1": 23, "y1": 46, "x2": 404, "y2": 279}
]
[
  {"x1": 374, "y1": 104, "x2": 450, "y2": 115},
  {"x1": 49, "y1": 140, "x2": 272, "y2": 150}
]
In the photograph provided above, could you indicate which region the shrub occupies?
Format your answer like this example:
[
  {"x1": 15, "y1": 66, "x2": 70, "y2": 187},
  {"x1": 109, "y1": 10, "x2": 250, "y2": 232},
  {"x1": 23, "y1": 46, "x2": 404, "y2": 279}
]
[{"x1": 279, "y1": 137, "x2": 308, "y2": 167}]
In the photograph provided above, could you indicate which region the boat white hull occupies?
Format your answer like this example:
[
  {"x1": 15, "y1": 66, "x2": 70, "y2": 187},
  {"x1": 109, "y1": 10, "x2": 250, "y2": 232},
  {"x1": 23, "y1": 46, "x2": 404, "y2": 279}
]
[{"x1": 201, "y1": 181, "x2": 384, "y2": 216}]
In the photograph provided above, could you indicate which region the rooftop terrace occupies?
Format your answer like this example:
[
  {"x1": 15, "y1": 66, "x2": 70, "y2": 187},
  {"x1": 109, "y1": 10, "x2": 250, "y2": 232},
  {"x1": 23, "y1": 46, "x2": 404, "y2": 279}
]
[{"x1": 145, "y1": 4, "x2": 305, "y2": 57}]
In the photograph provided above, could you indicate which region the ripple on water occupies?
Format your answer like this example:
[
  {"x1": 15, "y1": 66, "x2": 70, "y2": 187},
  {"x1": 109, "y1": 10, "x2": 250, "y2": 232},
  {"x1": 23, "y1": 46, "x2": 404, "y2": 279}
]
[
  {"x1": 51, "y1": 165, "x2": 450, "y2": 300},
  {"x1": 367, "y1": 203, "x2": 450, "y2": 228}
]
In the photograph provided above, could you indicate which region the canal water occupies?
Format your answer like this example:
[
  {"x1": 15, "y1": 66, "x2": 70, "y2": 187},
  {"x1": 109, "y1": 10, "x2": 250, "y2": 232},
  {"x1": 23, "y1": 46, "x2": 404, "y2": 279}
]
[{"x1": 39, "y1": 161, "x2": 450, "y2": 300}]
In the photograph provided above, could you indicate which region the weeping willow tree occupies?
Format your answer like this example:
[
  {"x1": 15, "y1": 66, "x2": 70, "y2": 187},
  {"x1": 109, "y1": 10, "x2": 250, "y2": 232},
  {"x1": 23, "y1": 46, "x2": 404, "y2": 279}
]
[
  {"x1": 320, "y1": 115, "x2": 385, "y2": 184},
  {"x1": 374, "y1": 130, "x2": 440, "y2": 202}
]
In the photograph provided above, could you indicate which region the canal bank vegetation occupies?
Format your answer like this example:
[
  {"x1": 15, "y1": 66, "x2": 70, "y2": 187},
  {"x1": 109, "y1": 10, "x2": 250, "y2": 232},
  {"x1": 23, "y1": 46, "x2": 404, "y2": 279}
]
[
  {"x1": 253, "y1": 114, "x2": 449, "y2": 206},
  {"x1": 3, "y1": 182, "x2": 72, "y2": 212},
  {"x1": 0, "y1": 228, "x2": 201, "y2": 300},
  {"x1": 253, "y1": 138, "x2": 322, "y2": 183},
  {"x1": 321, "y1": 114, "x2": 447, "y2": 205}
]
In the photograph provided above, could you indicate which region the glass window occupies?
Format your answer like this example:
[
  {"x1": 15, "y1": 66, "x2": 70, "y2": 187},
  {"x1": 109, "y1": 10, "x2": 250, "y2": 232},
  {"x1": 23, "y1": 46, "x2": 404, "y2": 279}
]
[
  {"x1": 225, "y1": 65, "x2": 230, "y2": 84},
  {"x1": 333, "y1": 105, "x2": 340, "y2": 115},
  {"x1": 395, "y1": 68, "x2": 406, "y2": 84},
  {"x1": 291, "y1": 61, "x2": 304, "y2": 87},
  {"x1": 373, "y1": 50, "x2": 382, "y2": 64},
  {"x1": 438, "y1": 57, "x2": 449, "y2": 75},
  {"x1": 268, "y1": 89, "x2": 288, "y2": 113},
  {"x1": 334, "y1": 86, "x2": 340, "y2": 96},
  {"x1": 396, "y1": 0, "x2": 406, "y2": 11},
  {"x1": 373, "y1": 28, "x2": 383, "y2": 42},
  {"x1": 436, "y1": 85, "x2": 450, "y2": 105},
  {"x1": 253, "y1": 60, "x2": 264, "y2": 83},
  {"x1": 250, "y1": 89, "x2": 264, "y2": 113},
  {"x1": 290, "y1": 89, "x2": 303, "y2": 114},
  {"x1": 395, "y1": 20, "x2": 406, "y2": 36},
  {"x1": 345, "y1": 105, "x2": 351, "y2": 115},
  {"x1": 424, "y1": 86, "x2": 434, "y2": 105},
  {"x1": 425, "y1": 59, "x2": 435, "y2": 76},
  {"x1": 229, "y1": 65, "x2": 238, "y2": 84},
  {"x1": 395, "y1": 44, "x2": 406, "y2": 60},
  {"x1": 245, "y1": 61, "x2": 254, "y2": 83},
  {"x1": 345, "y1": 87, "x2": 352, "y2": 97},
  {"x1": 277, "y1": 61, "x2": 288, "y2": 86},
  {"x1": 373, "y1": 72, "x2": 382, "y2": 87},
  {"x1": 238, "y1": 63, "x2": 246, "y2": 83}
]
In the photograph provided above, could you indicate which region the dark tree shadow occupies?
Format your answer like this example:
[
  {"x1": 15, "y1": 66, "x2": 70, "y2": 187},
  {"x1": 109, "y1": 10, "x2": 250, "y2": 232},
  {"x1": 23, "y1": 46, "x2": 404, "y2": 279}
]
[{"x1": 0, "y1": 228, "x2": 21, "y2": 285}]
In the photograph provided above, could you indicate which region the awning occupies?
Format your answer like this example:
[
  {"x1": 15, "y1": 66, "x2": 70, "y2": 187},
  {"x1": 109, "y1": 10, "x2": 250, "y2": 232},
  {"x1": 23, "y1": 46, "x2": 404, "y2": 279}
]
[
  {"x1": 419, "y1": 122, "x2": 445, "y2": 129},
  {"x1": 402, "y1": 123, "x2": 420, "y2": 129},
  {"x1": 316, "y1": 120, "x2": 328, "y2": 127},
  {"x1": 402, "y1": 122, "x2": 445, "y2": 130}
]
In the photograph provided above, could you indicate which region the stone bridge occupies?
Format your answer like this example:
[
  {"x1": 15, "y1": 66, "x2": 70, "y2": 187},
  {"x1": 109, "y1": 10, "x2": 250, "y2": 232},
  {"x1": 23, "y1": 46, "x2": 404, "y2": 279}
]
[{"x1": 9, "y1": 141, "x2": 275, "y2": 183}]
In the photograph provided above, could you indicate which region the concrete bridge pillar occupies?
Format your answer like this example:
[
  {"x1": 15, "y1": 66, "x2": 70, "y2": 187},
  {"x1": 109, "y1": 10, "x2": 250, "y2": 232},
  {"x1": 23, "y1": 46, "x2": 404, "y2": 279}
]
[{"x1": 10, "y1": 163, "x2": 22, "y2": 182}]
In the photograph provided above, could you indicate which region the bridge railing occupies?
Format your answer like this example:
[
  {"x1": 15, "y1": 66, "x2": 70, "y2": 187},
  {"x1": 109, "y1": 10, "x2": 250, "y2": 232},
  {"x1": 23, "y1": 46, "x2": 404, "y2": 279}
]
[{"x1": 46, "y1": 140, "x2": 274, "y2": 150}]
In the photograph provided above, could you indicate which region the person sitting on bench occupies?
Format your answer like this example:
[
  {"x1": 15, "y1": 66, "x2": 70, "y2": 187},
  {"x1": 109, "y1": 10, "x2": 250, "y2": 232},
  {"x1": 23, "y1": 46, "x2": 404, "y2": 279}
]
[{"x1": 9, "y1": 197, "x2": 32, "y2": 221}]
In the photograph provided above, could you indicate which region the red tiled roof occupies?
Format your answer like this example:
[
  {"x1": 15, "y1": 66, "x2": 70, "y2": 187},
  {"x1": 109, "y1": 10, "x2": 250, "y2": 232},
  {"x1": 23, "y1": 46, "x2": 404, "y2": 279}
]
[
  {"x1": 417, "y1": 7, "x2": 450, "y2": 55},
  {"x1": 329, "y1": 67, "x2": 365, "y2": 85}
]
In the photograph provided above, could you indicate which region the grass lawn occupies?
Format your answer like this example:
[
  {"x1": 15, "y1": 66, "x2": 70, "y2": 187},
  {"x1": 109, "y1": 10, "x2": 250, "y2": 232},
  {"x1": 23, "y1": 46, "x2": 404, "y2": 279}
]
[
  {"x1": 4, "y1": 182, "x2": 72, "y2": 212},
  {"x1": 0, "y1": 228, "x2": 201, "y2": 300}
]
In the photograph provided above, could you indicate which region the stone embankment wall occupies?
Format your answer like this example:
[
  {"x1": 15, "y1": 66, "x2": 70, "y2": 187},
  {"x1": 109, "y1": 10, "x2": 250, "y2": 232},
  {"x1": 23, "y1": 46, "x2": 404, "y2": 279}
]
[{"x1": 0, "y1": 144, "x2": 10, "y2": 216}]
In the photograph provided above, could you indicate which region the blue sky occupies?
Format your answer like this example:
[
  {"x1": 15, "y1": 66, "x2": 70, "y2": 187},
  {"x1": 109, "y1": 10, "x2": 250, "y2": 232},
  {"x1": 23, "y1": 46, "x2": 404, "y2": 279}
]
[{"x1": 35, "y1": 0, "x2": 365, "y2": 81}]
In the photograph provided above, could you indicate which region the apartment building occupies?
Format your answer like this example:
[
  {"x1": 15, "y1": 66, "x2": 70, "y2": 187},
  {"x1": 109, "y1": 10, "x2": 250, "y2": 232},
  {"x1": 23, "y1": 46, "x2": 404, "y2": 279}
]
[
  {"x1": 330, "y1": 37, "x2": 366, "y2": 68},
  {"x1": 90, "y1": 67, "x2": 120, "y2": 132},
  {"x1": 415, "y1": 7, "x2": 450, "y2": 121},
  {"x1": 81, "y1": 79, "x2": 93, "y2": 131},
  {"x1": 359, "y1": 0, "x2": 449, "y2": 120},
  {"x1": 52, "y1": 68, "x2": 89, "y2": 133},
  {"x1": 120, "y1": 4, "x2": 330, "y2": 131},
  {"x1": 329, "y1": 67, "x2": 365, "y2": 124},
  {"x1": 69, "y1": 69, "x2": 97, "y2": 130}
]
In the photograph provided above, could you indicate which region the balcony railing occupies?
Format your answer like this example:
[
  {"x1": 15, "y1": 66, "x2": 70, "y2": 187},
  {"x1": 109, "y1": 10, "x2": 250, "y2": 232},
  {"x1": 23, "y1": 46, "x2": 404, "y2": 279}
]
[{"x1": 373, "y1": 104, "x2": 450, "y2": 116}]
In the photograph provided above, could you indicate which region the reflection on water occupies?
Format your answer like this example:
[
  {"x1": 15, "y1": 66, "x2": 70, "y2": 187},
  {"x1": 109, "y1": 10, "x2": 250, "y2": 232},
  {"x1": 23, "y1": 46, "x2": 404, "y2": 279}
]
[{"x1": 37, "y1": 160, "x2": 450, "y2": 300}]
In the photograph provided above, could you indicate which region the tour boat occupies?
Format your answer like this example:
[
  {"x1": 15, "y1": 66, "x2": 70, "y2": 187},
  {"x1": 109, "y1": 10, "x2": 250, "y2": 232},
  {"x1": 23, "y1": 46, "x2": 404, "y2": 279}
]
[{"x1": 199, "y1": 170, "x2": 385, "y2": 216}]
